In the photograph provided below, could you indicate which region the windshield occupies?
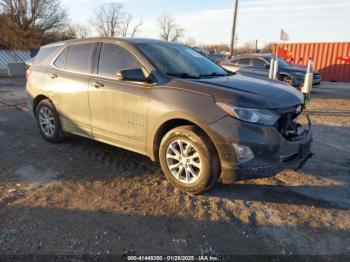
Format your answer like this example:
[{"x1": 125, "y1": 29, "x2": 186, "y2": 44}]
[
  {"x1": 265, "y1": 57, "x2": 290, "y2": 67},
  {"x1": 277, "y1": 58, "x2": 290, "y2": 67},
  {"x1": 135, "y1": 42, "x2": 229, "y2": 78}
]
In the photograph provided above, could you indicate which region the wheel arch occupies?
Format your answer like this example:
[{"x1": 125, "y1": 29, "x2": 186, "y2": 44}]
[
  {"x1": 150, "y1": 117, "x2": 221, "y2": 168},
  {"x1": 279, "y1": 72, "x2": 293, "y2": 80},
  {"x1": 33, "y1": 95, "x2": 51, "y2": 117}
]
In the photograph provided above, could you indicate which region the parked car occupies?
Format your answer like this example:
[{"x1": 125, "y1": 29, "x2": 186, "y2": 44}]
[
  {"x1": 220, "y1": 54, "x2": 321, "y2": 89},
  {"x1": 26, "y1": 38, "x2": 312, "y2": 194}
]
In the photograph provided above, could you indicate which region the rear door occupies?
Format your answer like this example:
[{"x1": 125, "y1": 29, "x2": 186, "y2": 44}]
[
  {"x1": 88, "y1": 42, "x2": 151, "y2": 154},
  {"x1": 46, "y1": 42, "x2": 97, "y2": 138},
  {"x1": 26, "y1": 45, "x2": 63, "y2": 106}
]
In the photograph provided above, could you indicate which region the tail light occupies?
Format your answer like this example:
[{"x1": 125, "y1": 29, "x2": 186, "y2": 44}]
[{"x1": 25, "y1": 69, "x2": 32, "y2": 80}]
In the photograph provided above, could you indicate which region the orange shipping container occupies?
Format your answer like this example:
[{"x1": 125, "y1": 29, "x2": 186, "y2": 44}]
[{"x1": 272, "y1": 42, "x2": 350, "y2": 82}]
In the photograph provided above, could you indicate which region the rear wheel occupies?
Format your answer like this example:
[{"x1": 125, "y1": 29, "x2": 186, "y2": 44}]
[
  {"x1": 36, "y1": 99, "x2": 65, "y2": 143},
  {"x1": 159, "y1": 125, "x2": 220, "y2": 194}
]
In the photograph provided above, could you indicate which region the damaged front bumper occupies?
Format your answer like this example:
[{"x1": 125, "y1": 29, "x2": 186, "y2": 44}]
[
  {"x1": 279, "y1": 115, "x2": 313, "y2": 167},
  {"x1": 235, "y1": 115, "x2": 313, "y2": 180},
  {"x1": 209, "y1": 113, "x2": 313, "y2": 184}
]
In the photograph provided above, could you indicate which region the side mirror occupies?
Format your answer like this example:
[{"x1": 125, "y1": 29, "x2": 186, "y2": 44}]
[
  {"x1": 265, "y1": 64, "x2": 270, "y2": 69},
  {"x1": 116, "y1": 68, "x2": 149, "y2": 83}
]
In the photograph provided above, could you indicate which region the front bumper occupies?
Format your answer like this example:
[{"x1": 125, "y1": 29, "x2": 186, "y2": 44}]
[
  {"x1": 312, "y1": 78, "x2": 321, "y2": 85},
  {"x1": 293, "y1": 76, "x2": 321, "y2": 87},
  {"x1": 209, "y1": 115, "x2": 313, "y2": 183}
]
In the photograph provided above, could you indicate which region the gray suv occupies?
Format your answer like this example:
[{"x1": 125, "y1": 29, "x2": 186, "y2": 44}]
[{"x1": 26, "y1": 38, "x2": 312, "y2": 194}]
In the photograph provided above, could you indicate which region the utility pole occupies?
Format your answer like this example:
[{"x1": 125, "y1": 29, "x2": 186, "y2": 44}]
[{"x1": 230, "y1": 0, "x2": 239, "y2": 55}]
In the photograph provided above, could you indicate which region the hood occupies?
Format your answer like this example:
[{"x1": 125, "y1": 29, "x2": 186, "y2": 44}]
[
  {"x1": 282, "y1": 64, "x2": 307, "y2": 73},
  {"x1": 174, "y1": 74, "x2": 304, "y2": 109}
]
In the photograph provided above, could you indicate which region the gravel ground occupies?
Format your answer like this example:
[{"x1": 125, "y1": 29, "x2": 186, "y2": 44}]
[{"x1": 0, "y1": 78, "x2": 349, "y2": 257}]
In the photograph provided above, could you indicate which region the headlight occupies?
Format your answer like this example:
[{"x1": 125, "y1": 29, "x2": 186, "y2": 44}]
[{"x1": 216, "y1": 102, "x2": 280, "y2": 125}]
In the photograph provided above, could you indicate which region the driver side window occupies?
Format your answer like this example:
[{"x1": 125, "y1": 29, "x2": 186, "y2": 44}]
[
  {"x1": 98, "y1": 43, "x2": 142, "y2": 78},
  {"x1": 237, "y1": 58, "x2": 251, "y2": 66},
  {"x1": 252, "y1": 58, "x2": 266, "y2": 67}
]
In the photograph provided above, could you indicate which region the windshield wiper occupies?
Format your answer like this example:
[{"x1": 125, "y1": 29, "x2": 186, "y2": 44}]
[
  {"x1": 166, "y1": 72, "x2": 200, "y2": 79},
  {"x1": 199, "y1": 72, "x2": 230, "y2": 78}
]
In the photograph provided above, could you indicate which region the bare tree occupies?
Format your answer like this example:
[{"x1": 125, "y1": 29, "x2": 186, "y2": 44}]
[
  {"x1": 262, "y1": 42, "x2": 273, "y2": 53},
  {"x1": 205, "y1": 44, "x2": 230, "y2": 53},
  {"x1": 157, "y1": 13, "x2": 184, "y2": 42},
  {"x1": 0, "y1": 13, "x2": 17, "y2": 48},
  {"x1": 171, "y1": 28, "x2": 185, "y2": 42},
  {"x1": 91, "y1": 3, "x2": 142, "y2": 38},
  {"x1": 185, "y1": 37, "x2": 196, "y2": 47},
  {"x1": 90, "y1": 2, "x2": 123, "y2": 37},
  {"x1": 69, "y1": 24, "x2": 90, "y2": 39},
  {"x1": 121, "y1": 14, "x2": 142, "y2": 37},
  {"x1": 236, "y1": 41, "x2": 256, "y2": 54},
  {"x1": 62, "y1": 25, "x2": 77, "y2": 39},
  {"x1": 0, "y1": 0, "x2": 67, "y2": 49}
]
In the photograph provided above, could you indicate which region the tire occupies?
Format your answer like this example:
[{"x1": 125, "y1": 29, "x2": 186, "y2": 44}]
[
  {"x1": 159, "y1": 125, "x2": 220, "y2": 194},
  {"x1": 36, "y1": 99, "x2": 65, "y2": 143},
  {"x1": 281, "y1": 75, "x2": 294, "y2": 86}
]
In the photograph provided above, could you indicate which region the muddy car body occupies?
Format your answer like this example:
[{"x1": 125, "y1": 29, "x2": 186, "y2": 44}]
[{"x1": 26, "y1": 38, "x2": 313, "y2": 194}]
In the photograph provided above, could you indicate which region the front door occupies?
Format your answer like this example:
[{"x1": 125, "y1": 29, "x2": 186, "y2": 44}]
[
  {"x1": 250, "y1": 58, "x2": 269, "y2": 78},
  {"x1": 88, "y1": 42, "x2": 150, "y2": 154}
]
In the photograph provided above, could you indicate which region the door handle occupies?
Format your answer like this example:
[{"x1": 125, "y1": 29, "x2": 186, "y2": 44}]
[
  {"x1": 50, "y1": 74, "x2": 58, "y2": 79},
  {"x1": 90, "y1": 82, "x2": 104, "y2": 88}
]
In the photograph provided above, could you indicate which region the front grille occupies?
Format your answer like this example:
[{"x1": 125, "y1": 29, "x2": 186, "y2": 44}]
[{"x1": 275, "y1": 105, "x2": 305, "y2": 141}]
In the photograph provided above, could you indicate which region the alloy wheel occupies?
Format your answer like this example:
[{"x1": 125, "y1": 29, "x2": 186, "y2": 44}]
[
  {"x1": 38, "y1": 106, "x2": 56, "y2": 137},
  {"x1": 165, "y1": 139, "x2": 202, "y2": 184}
]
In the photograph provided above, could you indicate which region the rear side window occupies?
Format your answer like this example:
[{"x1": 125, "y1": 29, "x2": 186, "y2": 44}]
[
  {"x1": 230, "y1": 59, "x2": 239, "y2": 64},
  {"x1": 65, "y1": 43, "x2": 95, "y2": 73},
  {"x1": 237, "y1": 58, "x2": 251, "y2": 66},
  {"x1": 33, "y1": 46, "x2": 60, "y2": 66},
  {"x1": 252, "y1": 58, "x2": 266, "y2": 67},
  {"x1": 98, "y1": 43, "x2": 142, "y2": 78},
  {"x1": 54, "y1": 48, "x2": 68, "y2": 69}
]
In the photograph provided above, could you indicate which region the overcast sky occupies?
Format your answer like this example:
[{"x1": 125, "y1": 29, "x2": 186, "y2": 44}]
[{"x1": 61, "y1": 0, "x2": 350, "y2": 47}]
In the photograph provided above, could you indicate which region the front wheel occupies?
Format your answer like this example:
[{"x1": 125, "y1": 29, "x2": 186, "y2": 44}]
[
  {"x1": 159, "y1": 126, "x2": 220, "y2": 194},
  {"x1": 281, "y1": 75, "x2": 294, "y2": 86}
]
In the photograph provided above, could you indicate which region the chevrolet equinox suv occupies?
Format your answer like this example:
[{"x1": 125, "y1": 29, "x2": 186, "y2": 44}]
[{"x1": 26, "y1": 38, "x2": 312, "y2": 194}]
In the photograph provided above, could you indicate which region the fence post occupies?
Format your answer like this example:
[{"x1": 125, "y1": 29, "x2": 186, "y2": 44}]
[
  {"x1": 269, "y1": 58, "x2": 275, "y2": 79},
  {"x1": 273, "y1": 58, "x2": 279, "y2": 80},
  {"x1": 302, "y1": 59, "x2": 314, "y2": 104}
]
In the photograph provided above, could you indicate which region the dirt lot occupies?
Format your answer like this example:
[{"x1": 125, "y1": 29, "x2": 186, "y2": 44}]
[{"x1": 0, "y1": 78, "x2": 349, "y2": 257}]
